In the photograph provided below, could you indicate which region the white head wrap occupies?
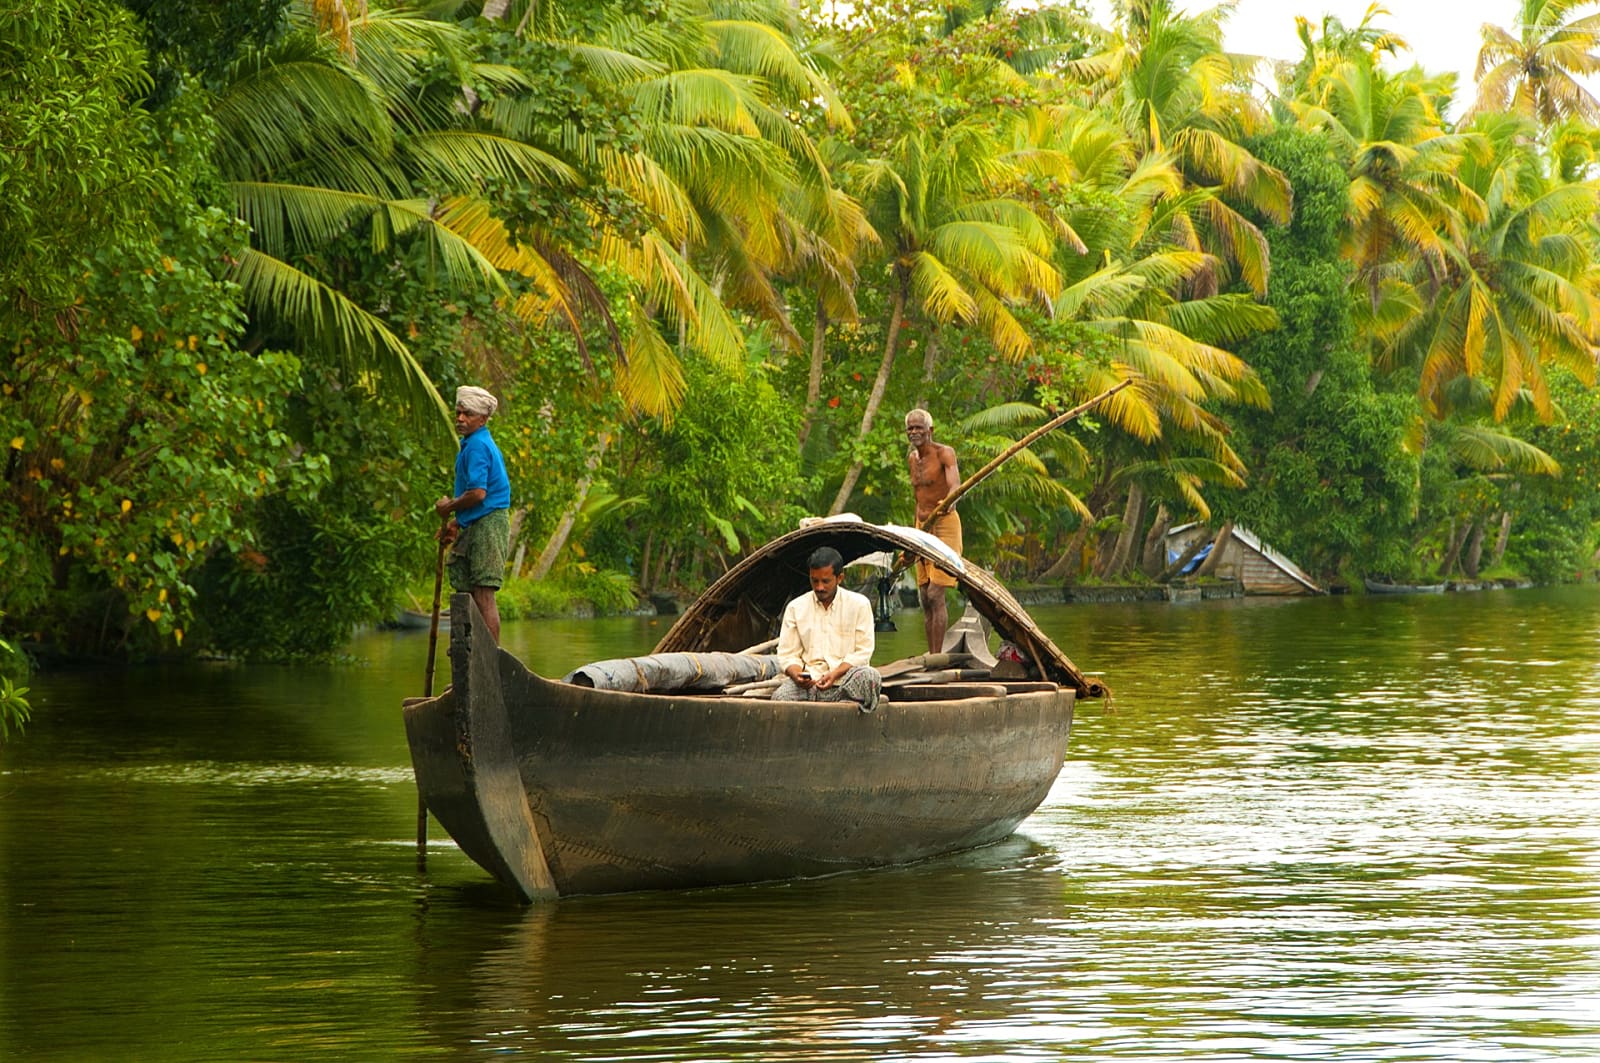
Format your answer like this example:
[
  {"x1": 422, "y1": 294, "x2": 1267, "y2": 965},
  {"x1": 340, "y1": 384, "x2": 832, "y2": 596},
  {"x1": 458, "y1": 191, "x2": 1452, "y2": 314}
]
[{"x1": 455, "y1": 386, "x2": 499, "y2": 417}]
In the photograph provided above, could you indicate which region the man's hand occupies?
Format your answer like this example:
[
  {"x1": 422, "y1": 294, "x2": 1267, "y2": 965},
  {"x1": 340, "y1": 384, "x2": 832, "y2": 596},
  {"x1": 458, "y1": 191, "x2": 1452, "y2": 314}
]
[
  {"x1": 813, "y1": 665, "x2": 840, "y2": 690},
  {"x1": 434, "y1": 495, "x2": 455, "y2": 518},
  {"x1": 788, "y1": 666, "x2": 816, "y2": 689},
  {"x1": 434, "y1": 517, "x2": 459, "y2": 544}
]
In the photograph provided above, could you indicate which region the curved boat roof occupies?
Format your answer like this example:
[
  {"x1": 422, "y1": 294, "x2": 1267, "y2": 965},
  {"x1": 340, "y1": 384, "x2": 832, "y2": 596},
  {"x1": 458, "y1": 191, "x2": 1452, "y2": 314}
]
[{"x1": 655, "y1": 518, "x2": 1104, "y2": 698}]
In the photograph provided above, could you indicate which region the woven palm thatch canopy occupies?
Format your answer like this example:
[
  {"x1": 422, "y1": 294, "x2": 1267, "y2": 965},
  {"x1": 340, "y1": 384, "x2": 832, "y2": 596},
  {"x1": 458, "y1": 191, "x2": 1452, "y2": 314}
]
[{"x1": 654, "y1": 519, "x2": 1104, "y2": 698}]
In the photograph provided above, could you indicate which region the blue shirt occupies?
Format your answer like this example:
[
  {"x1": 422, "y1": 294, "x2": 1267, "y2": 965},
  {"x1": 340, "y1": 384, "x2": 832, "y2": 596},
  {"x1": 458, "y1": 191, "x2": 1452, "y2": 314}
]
[{"x1": 454, "y1": 426, "x2": 511, "y2": 527}]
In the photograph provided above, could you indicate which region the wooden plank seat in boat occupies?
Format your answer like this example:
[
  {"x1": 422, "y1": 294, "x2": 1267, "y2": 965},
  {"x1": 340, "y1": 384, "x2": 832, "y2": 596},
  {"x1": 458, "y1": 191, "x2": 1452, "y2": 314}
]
[{"x1": 880, "y1": 682, "x2": 1011, "y2": 701}]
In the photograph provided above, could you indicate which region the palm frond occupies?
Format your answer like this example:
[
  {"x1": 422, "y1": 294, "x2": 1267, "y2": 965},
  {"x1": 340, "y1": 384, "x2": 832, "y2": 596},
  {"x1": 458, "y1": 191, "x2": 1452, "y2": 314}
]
[
  {"x1": 706, "y1": 19, "x2": 851, "y2": 127},
  {"x1": 228, "y1": 246, "x2": 450, "y2": 436},
  {"x1": 619, "y1": 309, "x2": 688, "y2": 420},
  {"x1": 213, "y1": 51, "x2": 392, "y2": 182},
  {"x1": 909, "y1": 251, "x2": 980, "y2": 324},
  {"x1": 1447, "y1": 424, "x2": 1561, "y2": 475},
  {"x1": 1158, "y1": 293, "x2": 1279, "y2": 346},
  {"x1": 404, "y1": 131, "x2": 580, "y2": 191}
]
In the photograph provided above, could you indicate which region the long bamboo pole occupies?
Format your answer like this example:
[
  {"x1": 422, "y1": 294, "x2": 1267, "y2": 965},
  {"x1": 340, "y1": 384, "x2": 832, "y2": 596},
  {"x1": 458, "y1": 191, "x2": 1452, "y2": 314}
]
[
  {"x1": 917, "y1": 378, "x2": 1134, "y2": 532},
  {"x1": 417, "y1": 523, "x2": 449, "y2": 870}
]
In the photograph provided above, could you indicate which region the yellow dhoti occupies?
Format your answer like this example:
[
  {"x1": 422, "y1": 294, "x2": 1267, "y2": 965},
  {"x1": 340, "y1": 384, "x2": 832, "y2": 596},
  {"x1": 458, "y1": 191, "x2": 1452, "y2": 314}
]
[{"x1": 915, "y1": 511, "x2": 962, "y2": 588}]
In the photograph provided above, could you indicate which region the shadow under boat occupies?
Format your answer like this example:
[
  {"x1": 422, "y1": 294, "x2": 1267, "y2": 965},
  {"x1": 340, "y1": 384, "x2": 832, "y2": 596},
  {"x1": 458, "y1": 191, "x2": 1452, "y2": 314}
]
[{"x1": 402, "y1": 519, "x2": 1106, "y2": 902}]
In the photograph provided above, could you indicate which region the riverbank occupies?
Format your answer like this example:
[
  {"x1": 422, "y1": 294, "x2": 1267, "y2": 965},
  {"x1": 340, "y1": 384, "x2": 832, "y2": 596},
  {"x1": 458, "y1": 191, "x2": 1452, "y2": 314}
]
[{"x1": 637, "y1": 573, "x2": 1544, "y2": 616}]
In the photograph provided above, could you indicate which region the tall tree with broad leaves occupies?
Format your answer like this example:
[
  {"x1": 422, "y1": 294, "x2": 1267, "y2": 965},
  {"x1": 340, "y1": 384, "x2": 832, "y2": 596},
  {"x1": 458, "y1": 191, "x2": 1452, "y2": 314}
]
[
  {"x1": 1281, "y1": 29, "x2": 1487, "y2": 317},
  {"x1": 826, "y1": 114, "x2": 1068, "y2": 513},
  {"x1": 210, "y1": 4, "x2": 581, "y2": 434}
]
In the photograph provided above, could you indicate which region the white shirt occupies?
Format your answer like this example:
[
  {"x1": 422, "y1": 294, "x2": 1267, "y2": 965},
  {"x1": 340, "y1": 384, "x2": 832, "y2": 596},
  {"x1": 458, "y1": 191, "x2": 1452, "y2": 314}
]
[{"x1": 775, "y1": 587, "x2": 875, "y2": 675}]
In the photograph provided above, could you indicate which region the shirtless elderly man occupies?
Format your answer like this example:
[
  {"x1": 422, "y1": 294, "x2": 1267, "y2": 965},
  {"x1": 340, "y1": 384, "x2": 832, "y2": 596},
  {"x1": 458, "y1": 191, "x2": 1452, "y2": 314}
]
[{"x1": 905, "y1": 407, "x2": 961, "y2": 654}]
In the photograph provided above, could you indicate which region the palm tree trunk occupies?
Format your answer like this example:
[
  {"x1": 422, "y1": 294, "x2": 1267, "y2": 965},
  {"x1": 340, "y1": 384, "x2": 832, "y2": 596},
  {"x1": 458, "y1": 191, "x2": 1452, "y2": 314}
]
[
  {"x1": 1103, "y1": 483, "x2": 1144, "y2": 579},
  {"x1": 920, "y1": 328, "x2": 941, "y2": 383},
  {"x1": 1091, "y1": 528, "x2": 1117, "y2": 578},
  {"x1": 1194, "y1": 521, "x2": 1234, "y2": 578},
  {"x1": 1463, "y1": 518, "x2": 1486, "y2": 579},
  {"x1": 828, "y1": 272, "x2": 906, "y2": 515},
  {"x1": 529, "y1": 431, "x2": 612, "y2": 581},
  {"x1": 639, "y1": 532, "x2": 656, "y2": 594},
  {"x1": 1439, "y1": 520, "x2": 1469, "y2": 577},
  {"x1": 1159, "y1": 528, "x2": 1210, "y2": 582},
  {"x1": 1141, "y1": 503, "x2": 1171, "y2": 575},
  {"x1": 507, "y1": 508, "x2": 528, "y2": 577},
  {"x1": 798, "y1": 299, "x2": 827, "y2": 448},
  {"x1": 1040, "y1": 521, "x2": 1091, "y2": 583},
  {"x1": 1490, "y1": 511, "x2": 1512, "y2": 568}
]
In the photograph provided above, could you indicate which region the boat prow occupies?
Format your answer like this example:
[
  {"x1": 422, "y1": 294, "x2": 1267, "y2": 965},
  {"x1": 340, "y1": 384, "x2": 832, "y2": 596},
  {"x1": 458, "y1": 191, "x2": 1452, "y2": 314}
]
[{"x1": 403, "y1": 601, "x2": 557, "y2": 902}]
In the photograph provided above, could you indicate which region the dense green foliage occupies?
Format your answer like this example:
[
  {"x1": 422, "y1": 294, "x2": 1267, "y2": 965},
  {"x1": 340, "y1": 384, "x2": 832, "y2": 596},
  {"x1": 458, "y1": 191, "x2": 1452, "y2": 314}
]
[
  {"x1": 4, "y1": 0, "x2": 1600, "y2": 672},
  {"x1": 603, "y1": 343, "x2": 809, "y2": 589},
  {"x1": 1, "y1": 3, "x2": 308, "y2": 653},
  {"x1": 1223, "y1": 128, "x2": 1420, "y2": 578},
  {"x1": 1504, "y1": 373, "x2": 1600, "y2": 581},
  {"x1": 1, "y1": 1, "x2": 168, "y2": 314}
]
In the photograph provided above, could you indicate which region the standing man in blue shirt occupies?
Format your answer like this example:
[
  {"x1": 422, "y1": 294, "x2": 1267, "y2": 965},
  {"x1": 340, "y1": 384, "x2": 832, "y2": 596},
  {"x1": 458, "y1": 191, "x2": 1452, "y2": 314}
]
[{"x1": 434, "y1": 385, "x2": 512, "y2": 642}]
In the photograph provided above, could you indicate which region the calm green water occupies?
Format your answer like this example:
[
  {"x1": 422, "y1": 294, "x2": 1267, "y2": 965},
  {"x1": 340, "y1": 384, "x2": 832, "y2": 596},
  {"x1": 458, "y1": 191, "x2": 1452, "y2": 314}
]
[{"x1": 3, "y1": 588, "x2": 1599, "y2": 1060}]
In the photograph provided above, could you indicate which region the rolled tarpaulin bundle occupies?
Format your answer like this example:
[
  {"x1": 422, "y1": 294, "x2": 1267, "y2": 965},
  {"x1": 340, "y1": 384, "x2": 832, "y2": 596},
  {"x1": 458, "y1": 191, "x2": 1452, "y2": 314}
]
[{"x1": 563, "y1": 652, "x2": 783, "y2": 694}]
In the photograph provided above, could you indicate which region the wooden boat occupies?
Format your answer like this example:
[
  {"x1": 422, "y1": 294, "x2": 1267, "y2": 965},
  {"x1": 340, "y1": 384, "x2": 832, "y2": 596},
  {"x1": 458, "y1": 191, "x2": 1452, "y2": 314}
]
[
  {"x1": 388, "y1": 607, "x2": 449, "y2": 631},
  {"x1": 1363, "y1": 578, "x2": 1446, "y2": 595},
  {"x1": 402, "y1": 519, "x2": 1105, "y2": 901}
]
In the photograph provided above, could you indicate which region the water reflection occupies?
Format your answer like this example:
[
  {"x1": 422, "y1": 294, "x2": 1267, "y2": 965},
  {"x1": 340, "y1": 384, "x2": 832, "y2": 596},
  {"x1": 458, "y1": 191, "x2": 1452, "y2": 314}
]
[
  {"x1": 2, "y1": 588, "x2": 1598, "y2": 1060},
  {"x1": 413, "y1": 838, "x2": 1085, "y2": 1061}
]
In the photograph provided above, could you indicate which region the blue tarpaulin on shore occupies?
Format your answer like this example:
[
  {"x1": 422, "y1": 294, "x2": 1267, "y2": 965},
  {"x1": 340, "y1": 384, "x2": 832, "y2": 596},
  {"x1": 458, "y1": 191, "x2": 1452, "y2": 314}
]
[{"x1": 1166, "y1": 542, "x2": 1211, "y2": 575}]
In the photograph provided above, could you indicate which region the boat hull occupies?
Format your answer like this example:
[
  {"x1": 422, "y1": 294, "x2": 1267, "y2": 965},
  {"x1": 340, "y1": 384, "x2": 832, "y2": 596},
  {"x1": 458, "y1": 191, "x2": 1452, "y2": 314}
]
[
  {"x1": 1364, "y1": 578, "x2": 1446, "y2": 595},
  {"x1": 404, "y1": 599, "x2": 1074, "y2": 899}
]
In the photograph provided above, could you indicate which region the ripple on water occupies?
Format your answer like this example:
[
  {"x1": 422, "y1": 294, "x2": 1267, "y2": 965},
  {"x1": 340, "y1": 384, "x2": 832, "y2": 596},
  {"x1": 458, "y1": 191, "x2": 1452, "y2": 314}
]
[{"x1": 3, "y1": 588, "x2": 1599, "y2": 1060}]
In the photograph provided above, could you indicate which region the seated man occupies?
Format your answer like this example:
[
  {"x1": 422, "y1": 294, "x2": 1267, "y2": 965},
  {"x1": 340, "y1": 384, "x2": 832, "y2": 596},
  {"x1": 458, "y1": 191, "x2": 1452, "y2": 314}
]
[{"x1": 772, "y1": 546, "x2": 882, "y2": 712}]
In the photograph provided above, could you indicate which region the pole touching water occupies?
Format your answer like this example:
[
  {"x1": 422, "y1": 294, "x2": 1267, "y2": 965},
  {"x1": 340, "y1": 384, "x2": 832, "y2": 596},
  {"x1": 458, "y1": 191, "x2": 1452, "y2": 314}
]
[{"x1": 417, "y1": 524, "x2": 449, "y2": 869}]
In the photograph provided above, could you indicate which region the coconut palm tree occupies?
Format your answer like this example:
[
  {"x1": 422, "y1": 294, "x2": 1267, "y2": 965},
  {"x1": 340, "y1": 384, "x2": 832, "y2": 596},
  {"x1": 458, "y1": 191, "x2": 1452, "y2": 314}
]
[
  {"x1": 824, "y1": 116, "x2": 1067, "y2": 513},
  {"x1": 1468, "y1": 0, "x2": 1600, "y2": 125},
  {"x1": 483, "y1": 0, "x2": 860, "y2": 419},
  {"x1": 1284, "y1": 46, "x2": 1486, "y2": 307},
  {"x1": 468, "y1": 0, "x2": 865, "y2": 568},
  {"x1": 1275, "y1": 2, "x2": 1409, "y2": 110},
  {"x1": 1000, "y1": 103, "x2": 1279, "y2": 577},
  {"x1": 1010, "y1": 105, "x2": 1275, "y2": 446},
  {"x1": 1064, "y1": 0, "x2": 1292, "y2": 287},
  {"x1": 1383, "y1": 112, "x2": 1600, "y2": 420},
  {"x1": 213, "y1": 6, "x2": 585, "y2": 431},
  {"x1": 215, "y1": 0, "x2": 856, "y2": 433}
]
